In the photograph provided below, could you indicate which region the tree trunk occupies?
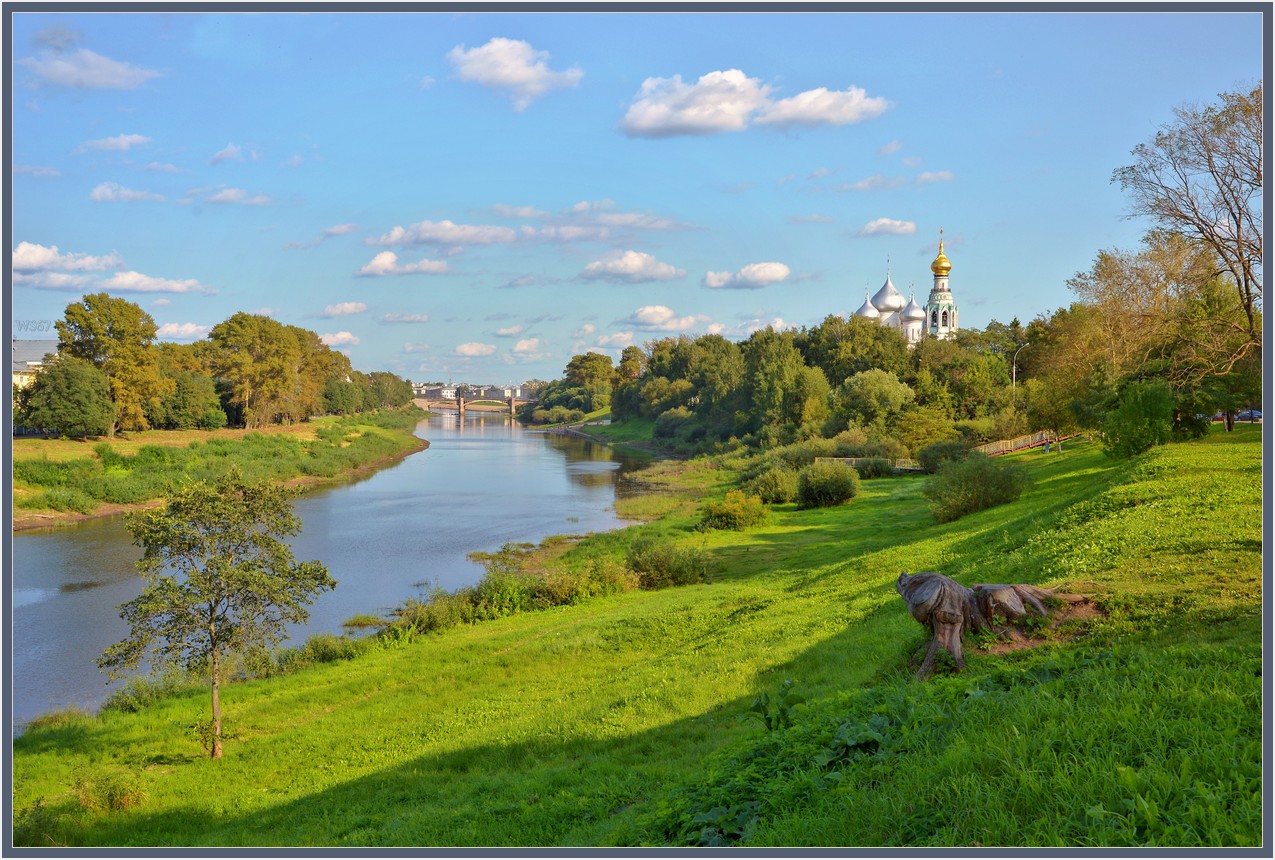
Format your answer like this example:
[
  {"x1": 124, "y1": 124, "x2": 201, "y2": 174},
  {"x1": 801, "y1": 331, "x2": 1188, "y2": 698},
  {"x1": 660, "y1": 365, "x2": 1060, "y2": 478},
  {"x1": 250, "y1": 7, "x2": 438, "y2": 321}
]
[{"x1": 210, "y1": 645, "x2": 223, "y2": 760}]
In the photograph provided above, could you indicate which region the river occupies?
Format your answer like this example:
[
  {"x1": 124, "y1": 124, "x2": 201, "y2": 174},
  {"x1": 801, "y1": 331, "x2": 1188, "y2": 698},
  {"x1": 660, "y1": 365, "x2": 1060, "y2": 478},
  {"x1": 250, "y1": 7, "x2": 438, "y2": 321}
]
[{"x1": 9, "y1": 412, "x2": 645, "y2": 731}]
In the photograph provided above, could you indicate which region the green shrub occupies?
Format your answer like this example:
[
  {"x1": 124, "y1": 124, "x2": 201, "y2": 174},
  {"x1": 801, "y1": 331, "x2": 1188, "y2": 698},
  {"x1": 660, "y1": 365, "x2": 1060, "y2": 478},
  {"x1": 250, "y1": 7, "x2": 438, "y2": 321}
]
[
  {"x1": 922, "y1": 451, "x2": 1030, "y2": 523},
  {"x1": 796, "y1": 461, "x2": 860, "y2": 509},
  {"x1": 18, "y1": 487, "x2": 98, "y2": 514},
  {"x1": 1101, "y1": 380, "x2": 1174, "y2": 458},
  {"x1": 747, "y1": 466, "x2": 799, "y2": 503},
  {"x1": 918, "y1": 440, "x2": 971, "y2": 474},
  {"x1": 698, "y1": 490, "x2": 767, "y2": 531},
  {"x1": 853, "y1": 457, "x2": 894, "y2": 479},
  {"x1": 73, "y1": 766, "x2": 147, "y2": 812},
  {"x1": 626, "y1": 536, "x2": 709, "y2": 589},
  {"x1": 475, "y1": 570, "x2": 535, "y2": 619}
]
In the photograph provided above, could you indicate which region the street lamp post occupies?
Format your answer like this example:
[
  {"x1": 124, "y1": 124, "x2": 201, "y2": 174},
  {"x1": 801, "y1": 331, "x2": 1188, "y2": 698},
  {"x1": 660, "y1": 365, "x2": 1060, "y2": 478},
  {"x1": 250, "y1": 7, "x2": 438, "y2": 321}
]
[{"x1": 1012, "y1": 342, "x2": 1030, "y2": 391}]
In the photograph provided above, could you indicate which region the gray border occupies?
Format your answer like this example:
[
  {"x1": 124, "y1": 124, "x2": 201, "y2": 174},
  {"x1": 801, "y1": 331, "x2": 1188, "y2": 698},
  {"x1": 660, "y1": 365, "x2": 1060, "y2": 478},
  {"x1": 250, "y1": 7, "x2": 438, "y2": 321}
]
[{"x1": 3, "y1": 2, "x2": 1270, "y2": 857}]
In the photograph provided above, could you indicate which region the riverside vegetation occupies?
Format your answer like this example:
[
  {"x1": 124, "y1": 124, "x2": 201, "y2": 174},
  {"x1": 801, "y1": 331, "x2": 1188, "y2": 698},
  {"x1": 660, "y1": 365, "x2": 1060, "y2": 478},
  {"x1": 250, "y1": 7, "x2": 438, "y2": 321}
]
[{"x1": 11, "y1": 424, "x2": 1261, "y2": 847}]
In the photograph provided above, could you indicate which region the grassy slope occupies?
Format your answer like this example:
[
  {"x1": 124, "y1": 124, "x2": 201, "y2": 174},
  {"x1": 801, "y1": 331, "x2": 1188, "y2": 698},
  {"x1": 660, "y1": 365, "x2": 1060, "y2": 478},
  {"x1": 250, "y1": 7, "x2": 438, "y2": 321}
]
[{"x1": 11, "y1": 426, "x2": 1262, "y2": 847}]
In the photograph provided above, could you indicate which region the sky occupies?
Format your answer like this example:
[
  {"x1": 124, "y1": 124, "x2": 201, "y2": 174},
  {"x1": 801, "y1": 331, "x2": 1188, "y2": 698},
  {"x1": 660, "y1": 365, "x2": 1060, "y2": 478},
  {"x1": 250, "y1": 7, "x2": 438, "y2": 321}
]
[{"x1": 7, "y1": 6, "x2": 1266, "y2": 385}]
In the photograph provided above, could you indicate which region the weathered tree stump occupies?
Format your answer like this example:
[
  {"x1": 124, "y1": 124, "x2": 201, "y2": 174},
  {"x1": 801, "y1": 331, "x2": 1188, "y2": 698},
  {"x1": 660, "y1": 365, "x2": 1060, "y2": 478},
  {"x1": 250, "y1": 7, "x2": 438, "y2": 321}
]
[{"x1": 895, "y1": 571, "x2": 1075, "y2": 679}]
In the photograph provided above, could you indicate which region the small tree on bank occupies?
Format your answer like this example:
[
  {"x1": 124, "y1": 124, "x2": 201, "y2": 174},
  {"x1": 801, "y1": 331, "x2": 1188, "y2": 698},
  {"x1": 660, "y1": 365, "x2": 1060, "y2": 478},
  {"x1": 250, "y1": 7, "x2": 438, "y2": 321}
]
[{"x1": 99, "y1": 470, "x2": 335, "y2": 759}]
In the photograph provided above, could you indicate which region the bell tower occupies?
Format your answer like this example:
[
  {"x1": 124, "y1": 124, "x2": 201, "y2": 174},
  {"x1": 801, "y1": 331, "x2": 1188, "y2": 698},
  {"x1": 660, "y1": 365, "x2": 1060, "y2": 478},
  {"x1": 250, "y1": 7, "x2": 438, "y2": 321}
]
[{"x1": 925, "y1": 229, "x2": 959, "y2": 339}]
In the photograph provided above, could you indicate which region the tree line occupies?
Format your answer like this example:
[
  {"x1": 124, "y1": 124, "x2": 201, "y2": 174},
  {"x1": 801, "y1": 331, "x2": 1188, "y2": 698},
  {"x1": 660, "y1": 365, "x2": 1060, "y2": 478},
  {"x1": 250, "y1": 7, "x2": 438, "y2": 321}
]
[
  {"x1": 527, "y1": 83, "x2": 1261, "y2": 459},
  {"x1": 14, "y1": 294, "x2": 415, "y2": 438}
]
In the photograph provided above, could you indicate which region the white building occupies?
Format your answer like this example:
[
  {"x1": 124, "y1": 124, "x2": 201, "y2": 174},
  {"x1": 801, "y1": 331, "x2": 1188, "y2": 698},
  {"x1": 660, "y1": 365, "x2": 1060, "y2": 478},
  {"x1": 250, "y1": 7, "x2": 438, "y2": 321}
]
[{"x1": 854, "y1": 231, "x2": 960, "y2": 345}]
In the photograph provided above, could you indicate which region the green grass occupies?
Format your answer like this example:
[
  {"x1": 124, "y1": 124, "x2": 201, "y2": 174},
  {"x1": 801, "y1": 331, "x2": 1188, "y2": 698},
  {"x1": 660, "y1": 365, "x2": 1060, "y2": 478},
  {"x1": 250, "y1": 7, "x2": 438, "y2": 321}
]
[{"x1": 11, "y1": 426, "x2": 1262, "y2": 847}]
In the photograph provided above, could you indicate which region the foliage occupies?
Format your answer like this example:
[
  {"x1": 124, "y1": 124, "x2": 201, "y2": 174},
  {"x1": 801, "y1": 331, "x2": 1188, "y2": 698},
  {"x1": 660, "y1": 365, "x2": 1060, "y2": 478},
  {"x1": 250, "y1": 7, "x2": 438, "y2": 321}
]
[
  {"x1": 1100, "y1": 380, "x2": 1175, "y2": 458},
  {"x1": 746, "y1": 466, "x2": 799, "y2": 504},
  {"x1": 16, "y1": 354, "x2": 114, "y2": 438},
  {"x1": 922, "y1": 451, "x2": 1030, "y2": 523},
  {"x1": 626, "y1": 536, "x2": 709, "y2": 589},
  {"x1": 917, "y1": 439, "x2": 971, "y2": 474},
  {"x1": 795, "y1": 460, "x2": 860, "y2": 509},
  {"x1": 98, "y1": 470, "x2": 335, "y2": 758},
  {"x1": 851, "y1": 457, "x2": 894, "y2": 479},
  {"x1": 698, "y1": 490, "x2": 767, "y2": 531}
]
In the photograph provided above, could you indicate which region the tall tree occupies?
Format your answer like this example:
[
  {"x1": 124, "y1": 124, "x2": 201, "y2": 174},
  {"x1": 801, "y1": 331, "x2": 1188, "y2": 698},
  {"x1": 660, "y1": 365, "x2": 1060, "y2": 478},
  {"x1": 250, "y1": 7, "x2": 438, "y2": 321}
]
[
  {"x1": 1113, "y1": 83, "x2": 1262, "y2": 359},
  {"x1": 16, "y1": 354, "x2": 115, "y2": 438},
  {"x1": 208, "y1": 313, "x2": 302, "y2": 428},
  {"x1": 99, "y1": 471, "x2": 335, "y2": 759},
  {"x1": 56, "y1": 293, "x2": 170, "y2": 435}
]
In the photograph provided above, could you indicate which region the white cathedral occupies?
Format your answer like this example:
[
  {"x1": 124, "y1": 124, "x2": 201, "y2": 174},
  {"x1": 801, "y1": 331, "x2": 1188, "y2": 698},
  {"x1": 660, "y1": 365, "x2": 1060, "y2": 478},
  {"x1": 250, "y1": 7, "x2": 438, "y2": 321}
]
[{"x1": 853, "y1": 231, "x2": 959, "y2": 345}]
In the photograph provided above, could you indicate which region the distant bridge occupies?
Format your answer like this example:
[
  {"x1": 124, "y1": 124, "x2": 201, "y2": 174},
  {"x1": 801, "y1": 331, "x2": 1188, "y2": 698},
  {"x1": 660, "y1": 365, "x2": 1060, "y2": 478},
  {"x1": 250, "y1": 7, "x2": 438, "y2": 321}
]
[{"x1": 414, "y1": 396, "x2": 535, "y2": 416}]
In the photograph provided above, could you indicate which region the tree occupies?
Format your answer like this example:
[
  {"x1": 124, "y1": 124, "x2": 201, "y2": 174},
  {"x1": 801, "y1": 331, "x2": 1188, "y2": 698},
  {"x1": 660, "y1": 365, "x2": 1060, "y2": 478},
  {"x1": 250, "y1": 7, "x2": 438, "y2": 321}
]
[
  {"x1": 833, "y1": 368, "x2": 915, "y2": 433},
  {"x1": 208, "y1": 313, "x2": 302, "y2": 428},
  {"x1": 1113, "y1": 83, "x2": 1262, "y2": 361},
  {"x1": 17, "y1": 354, "x2": 115, "y2": 438},
  {"x1": 56, "y1": 293, "x2": 170, "y2": 435},
  {"x1": 99, "y1": 471, "x2": 336, "y2": 759}
]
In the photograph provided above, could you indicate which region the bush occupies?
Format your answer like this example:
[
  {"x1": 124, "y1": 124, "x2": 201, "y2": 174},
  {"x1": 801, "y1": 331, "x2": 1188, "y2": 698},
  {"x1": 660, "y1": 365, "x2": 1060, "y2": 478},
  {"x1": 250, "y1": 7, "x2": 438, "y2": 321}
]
[
  {"x1": 747, "y1": 466, "x2": 799, "y2": 503},
  {"x1": 796, "y1": 461, "x2": 860, "y2": 509},
  {"x1": 699, "y1": 490, "x2": 767, "y2": 531},
  {"x1": 653, "y1": 406, "x2": 696, "y2": 440},
  {"x1": 626, "y1": 536, "x2": 709, "y2": 589},
  {"x1": 918, "y1": 440, "x2": 971, "y2": 474},
  {"x1": 1101, "y1": 380, "x2": 1174, "y2": 458},
  {"x1": 922, "y1": 451, "x2": 1030, "y2": 523},
  {"x1": 853, "y1": 457, "x2": 894, "y2": 479}
]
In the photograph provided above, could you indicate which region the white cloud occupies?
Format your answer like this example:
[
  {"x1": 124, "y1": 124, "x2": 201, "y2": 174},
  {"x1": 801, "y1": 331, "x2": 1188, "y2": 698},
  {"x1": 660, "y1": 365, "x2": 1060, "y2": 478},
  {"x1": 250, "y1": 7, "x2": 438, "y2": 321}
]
[
  {"x1": 210, "y1": 143, "x2": 244, "y2": 164},
  {"x1": 879, "y1": 140, "x2": 904, "y2": 155},
  {"x1": 13, "y1": 271, "x2": 97, "y2": 291},
  {"x1": 581, "y1": 250, "x2": 685, "y2": 284},
  {"x1": 512, "y1": 338, "x2": 541, "y2": 354},
  {"x1": 755, "y1": 86, "x2": 889, "y2": 127},
  {"x1": 403, "y1": 342, "x2": 431, "y2": 353},
  {"x1": 702, "y1": 261, "x2": 791, "y2": 290},
  {"x1": 100, "y1": 271, "x2": 214, "y2": 294},
  {"x1": 79, "y1": 133, "x2": 151, "y2": 152},
  {"x1": 15, "y1": 165, "x2": 61, "y2": 177},
  {"x1": 839, "y1": 175, "x2": 905, "y2": 192},
  {"x1": 619, "y1": 69, "x2": 770, "y2": 138},
  {"x1": 12, "y1": 241, "x2": 122, "y2": 272},
  {"x1": 20, "y1": 48, "x2": 160, "y2": 89},
  {"x1": 145, "y1": 162, "x2": 181, "y2": 173},
  {"x1": 90, "y1": 182, "x2": 166, "y2": 202},
  {"x1": 151, "y1": 298, "x2": 171, "y2": 307},
  {"x1": 495, "y1": 325, "x2": 524, "y2": 337},
  {"x1": 156, "y1": 322, "x2": 211, "y2": 340},
  {"x1": 857, "y1": 218, "x2": 917, "y2": 237},
  {"x1": 323, "y1": 301, "x2": 368, "y2": 318},
  {"x1": 596, "y1": 332, "x2": 634, "y2": 348},
  {"x1": 454, "y1": 342, "x2": 497, "y2": 357},
  {"x1": 288, "y1": 223, "x2": 360, "y2": 250},
  {"x1": 619, "y1": 305, "x2": 713, "y2": 332},
  {"x1": 383, "y1": 313, "x2": 430, "y2": 324},
  {"x1": 356, "y1": 251, "x2": 450, "y2": 277},
  {"x1": 369, "y1": 219, "x2": 518, "y2": 247},
  {"x1": 573, "y1": 323, "x2": 597, "y2": 337},
  {"x1": 205, "y1": 187, "x2": 271, "y2": 206},
  {"x1": 447, "y1": 37, "x2": 583, "y2": 111},
  {"x1": 916, "y1": 170, "x2": 955, "y2": 184},
  {"x1": 251, "y1": 307, "x2": 276, "y2": 317},
  {"x1": 320, "y1": 331, "x2": 360, "y2": 347},
  {"x1": 524, "y1": 224, "x2": 610, "y2": 243},
  {"x1": 494, "y1": 203, "x2": 550, "y2": 219}
]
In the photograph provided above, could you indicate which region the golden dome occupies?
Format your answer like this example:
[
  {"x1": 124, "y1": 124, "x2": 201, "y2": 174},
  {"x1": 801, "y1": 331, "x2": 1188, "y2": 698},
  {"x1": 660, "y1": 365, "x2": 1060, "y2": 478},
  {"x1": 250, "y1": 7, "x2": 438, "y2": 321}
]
[{"x1": 931, "y1": 233, "x2": 952, "y2": 277}]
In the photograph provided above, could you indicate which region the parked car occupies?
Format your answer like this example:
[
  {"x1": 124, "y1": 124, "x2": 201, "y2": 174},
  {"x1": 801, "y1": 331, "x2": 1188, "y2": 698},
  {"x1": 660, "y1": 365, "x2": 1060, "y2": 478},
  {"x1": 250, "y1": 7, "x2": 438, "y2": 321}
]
[{"x1": 1236, "y1": 409, "x2": 1262, "y2": 421}]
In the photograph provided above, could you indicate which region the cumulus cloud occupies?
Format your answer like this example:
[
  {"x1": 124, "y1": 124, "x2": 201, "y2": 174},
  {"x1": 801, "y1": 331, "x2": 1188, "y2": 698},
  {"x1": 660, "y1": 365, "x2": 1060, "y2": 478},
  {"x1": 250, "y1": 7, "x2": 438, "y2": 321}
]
[
  {"x1": 20, "y1": 47, "x2": 160, "y2": 89},
  {"x1": 619, "y1": 69, "x2": 770, "y2": 138},
  {"x1": 573, "y1": 323, "x2": 597, "y2": 338},
  {"x1": 210, "y1": 143, "x2": 245, "y2": 164},
  {"x1": 90, "y1": 182, "x2": 166, "y2": 202},
  {"x1": 493, "y1": 203, "x2": 550, "y2": 219},
  {"x1": 857, "y1": 218, "x2": 917, "y2": 237},
  {"x1": 156, "y1": 322, "x2": 211, "y2": 340},
  {"x1": 512, "y1": 338, "x2": 542, "y2": 354},
  {"x1": 13, "y1": 271, "x2": 97, "y2": 291},
  {"x1": 356, "y1": 251, "x2": 450, "y2": 277},
  {"x1": 100, "y1": 271, "x2": 215, "y2": 294},
  {"x1": 79, "y1": 133, "x2": 152, "y2": 152},
  {"x1": 916, "y1": 170, "x2": 955, "y2": 184},
  {"x1": 204, "y1": 187, "x2": 271, "y2": 206},
  {"x1": 756, "y1": 86, "x2": 888, "y2": 127},
  {"x1": 12, "y1": 241, "x2": 122, "y2": 272},
  {"x1": 596, "y1": 332, "x2": 634, "y2": 348},
  {"x1": 447, "y1": 37, "x2": 583, "y2": 111},
  {"x1": 403, "y1": 342, "x2": 431, "y2": 353},
  {"x1": 620, "y1": 70, "x2": 887, "y2": 137},
  {"x1": 879, "y1": 139, "x2": 904, "y2": 155},
  {"x1": 702, "y1": 261, "x2": 791, "y2": 290},
  {"x1": 618, "y1": 305, "x2": 713, "y2": 332},
  {"x1": 320, "y1": 331, "x2": 360, "y2": 347},
  {"x1": 369, "y1": 219, "x2": 518, "y2": 247},
  {"x1": 454, "y1": 342, "x2": 497, "y2": 357},
  {"x1": 581, "y1": 250, "x2": 685, "y2": 284},
  {"x1": 383, "y1": 313, "x2": 430, "y2": 324},
  {"x1": 495, "y1": 325, "x2": 524, "y2": 337},
  {"x1": 323, "y1": 301, "x2": 368, "y2": 318}
]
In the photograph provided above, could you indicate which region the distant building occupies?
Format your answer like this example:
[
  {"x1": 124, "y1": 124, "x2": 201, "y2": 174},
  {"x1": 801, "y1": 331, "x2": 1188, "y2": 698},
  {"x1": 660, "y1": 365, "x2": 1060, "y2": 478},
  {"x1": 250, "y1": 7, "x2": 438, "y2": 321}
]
[
  {"x1": 854, "y1": 230, "x2": 960, "y2": 345},
  {"x1": 11, "y1": 339, "x2": 59, "y2": 390}
]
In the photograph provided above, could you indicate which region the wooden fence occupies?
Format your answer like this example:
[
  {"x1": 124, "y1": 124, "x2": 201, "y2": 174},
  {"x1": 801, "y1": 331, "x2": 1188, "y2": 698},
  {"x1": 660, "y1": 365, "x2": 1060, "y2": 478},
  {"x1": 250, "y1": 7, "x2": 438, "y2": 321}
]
[{"x1": 813, "y1": 457, "x2": 923, "y2": 472}]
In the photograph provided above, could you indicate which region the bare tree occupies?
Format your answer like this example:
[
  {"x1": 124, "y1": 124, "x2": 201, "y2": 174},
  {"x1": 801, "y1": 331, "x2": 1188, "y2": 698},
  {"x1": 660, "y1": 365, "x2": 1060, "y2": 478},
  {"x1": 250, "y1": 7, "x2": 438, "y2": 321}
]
[{"x1": 1113, "y1": 84, "x2": 1263, "y2": 356}]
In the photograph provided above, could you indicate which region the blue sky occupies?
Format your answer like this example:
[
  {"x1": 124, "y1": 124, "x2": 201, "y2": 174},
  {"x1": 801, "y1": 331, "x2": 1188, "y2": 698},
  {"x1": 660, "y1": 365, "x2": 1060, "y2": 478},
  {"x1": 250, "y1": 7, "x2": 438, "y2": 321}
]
[{"x1": 9, "y1": 8, "x2": 1265, "y2": 384}]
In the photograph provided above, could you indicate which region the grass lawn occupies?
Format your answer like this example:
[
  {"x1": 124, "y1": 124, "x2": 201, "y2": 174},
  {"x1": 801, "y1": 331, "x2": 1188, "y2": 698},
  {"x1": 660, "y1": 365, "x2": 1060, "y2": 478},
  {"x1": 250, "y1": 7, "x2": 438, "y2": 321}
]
[{"x1": 11, "y1": 426, "x2": 1262, "y2": 847}]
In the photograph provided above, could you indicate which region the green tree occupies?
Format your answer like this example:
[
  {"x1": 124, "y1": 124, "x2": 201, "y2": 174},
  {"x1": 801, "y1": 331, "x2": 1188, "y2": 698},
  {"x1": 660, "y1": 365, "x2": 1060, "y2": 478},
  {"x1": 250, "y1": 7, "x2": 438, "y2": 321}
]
[
  {"x1": 17, "y1": 355, "x2": 115, "y2": 438},
  {"x1": 150, "y1": 371, "x2": 228, "y2": 430},
  {"x1": 1100, "y1": 379, "x2": 1175, "y2": 458},
  {"x1": 208, "y1": 313, "x2": 302, "y2": 428},
  {"x1": 99, "y1": 471, "x2": 336, "y2": 759},
  {"x1": 740, "y1": 327, "x2": 808, "y2": 437},
  {"x1": 833, "y1": 368, "x2": 915, "y2": 433},
  {"x1": 56, "y1": 293, "x2": 170, "y2": 435}
]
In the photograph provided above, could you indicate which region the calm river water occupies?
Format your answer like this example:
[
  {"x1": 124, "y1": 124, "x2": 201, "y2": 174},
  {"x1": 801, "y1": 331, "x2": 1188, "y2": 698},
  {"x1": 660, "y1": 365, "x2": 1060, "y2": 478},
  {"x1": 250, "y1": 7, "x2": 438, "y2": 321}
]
[{"x1": 10, "y1": 413, "x2": 645, "y2": 730}]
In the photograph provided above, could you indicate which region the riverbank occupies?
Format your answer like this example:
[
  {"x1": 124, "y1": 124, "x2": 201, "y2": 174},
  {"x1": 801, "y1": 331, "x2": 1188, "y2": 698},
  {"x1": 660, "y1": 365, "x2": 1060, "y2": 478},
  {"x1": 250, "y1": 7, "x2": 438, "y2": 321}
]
[
  {"x1": 12, "y1": 407, "x2": 430, "y2": 532},
  {"x1": 12, "y1": 426, "x2": 1263, "y2": 847}
]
